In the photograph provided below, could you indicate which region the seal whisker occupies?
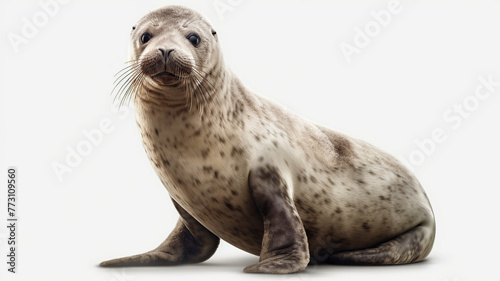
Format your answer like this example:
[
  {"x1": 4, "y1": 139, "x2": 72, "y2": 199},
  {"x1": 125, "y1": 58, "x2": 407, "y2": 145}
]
[
  {"x1": 103, "y1": 6, "x2": 436, "y2": 275},
  {"x1": 169, "y1": 62, "x2": 195, "y2": 111},
  {"x1": 189, "y1": 66, "x2": 211, "y2": 91},
  {"x1": 193, "y1": 76, "x2": 208, "y2": 115},
  {"x1": 124, "y1": 71, "x2": 146, "y2": 106},
  {"x1": 113, "y1": 61, "x2": 144, "y2": 107},
  {"x1": 113, "y1": 63, "x2": 141, "y2": 94},
  {"x1": 114, "y1": 70, "x2": 140, "y2": 106},
  {"x1": 112, "y1": 62, "x2": 138, "y2": 86},
  {"x1": 114, "y1": 60, "x2": 141, "y2": 77},
  {"x1": 191, "y1": 67, "x2": 216, "y2": 106},
  {"x1": 185, "y1": 73, "x2": 195, "y2": 112},
  {"x1": 188, "y1": 69, "x2": 208, "y2": 111},
  {"x1": 111, "y1": 60, "x2": 143, "y2": 106}
]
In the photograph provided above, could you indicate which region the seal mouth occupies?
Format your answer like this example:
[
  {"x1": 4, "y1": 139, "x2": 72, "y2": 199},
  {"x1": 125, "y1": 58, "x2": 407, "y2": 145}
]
[
  {"x1": 152, "y1": 71, "x2": 183, "y2": 87},
  {"x1": 153, "y1": 71, "x2": 179, "y2": 79}
]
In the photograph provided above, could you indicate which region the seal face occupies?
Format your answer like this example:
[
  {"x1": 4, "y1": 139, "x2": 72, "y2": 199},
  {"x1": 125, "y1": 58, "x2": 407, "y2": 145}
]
[
  {"x1": 113, "y1": 6, "x2": 220, "y2": 109},
  {"x1": 101, "y1": 5, "x2": 436, "y2": 274}
]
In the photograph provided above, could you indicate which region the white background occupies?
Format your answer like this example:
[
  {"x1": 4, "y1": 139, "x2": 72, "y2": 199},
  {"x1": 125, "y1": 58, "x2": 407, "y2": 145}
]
[{"x1": 1, "y1": 0, "x2": 499, "y2": 280}]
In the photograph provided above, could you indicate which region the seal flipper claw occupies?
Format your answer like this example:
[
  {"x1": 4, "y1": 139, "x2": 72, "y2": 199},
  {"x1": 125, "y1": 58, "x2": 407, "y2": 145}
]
[
  {"x1": 243, "y1": 251, "x2": 308, "y2": 274},
  {"x1": 245, "y1": 165, "x2": 310, "y2": 274},
  {"x1": 100, "y1": 199, "x2": 220, "y2": 267},
  {"x1": 99, "y1": 251, "x2": 181, "y2": 267}
]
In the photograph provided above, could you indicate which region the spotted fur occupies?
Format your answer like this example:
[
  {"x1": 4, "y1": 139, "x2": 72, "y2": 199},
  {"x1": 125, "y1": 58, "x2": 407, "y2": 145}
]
[{"x1": 100, "y1": 5, "x2": 436, "y2": 274}]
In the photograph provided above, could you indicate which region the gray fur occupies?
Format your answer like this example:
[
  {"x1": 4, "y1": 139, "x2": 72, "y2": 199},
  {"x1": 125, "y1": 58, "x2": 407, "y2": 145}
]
[{"x1": 100, "y1": 5, "x2": 436, "y2": 274}]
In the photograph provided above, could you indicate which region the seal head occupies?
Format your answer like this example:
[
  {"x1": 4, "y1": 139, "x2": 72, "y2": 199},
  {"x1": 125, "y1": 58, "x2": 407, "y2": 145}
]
[
  {"x1": 116, "y1": 6, "x2": 220, "y2": 108},
  {"x1": 102, "y1": 5, "x2": 436, "y2": 275}
]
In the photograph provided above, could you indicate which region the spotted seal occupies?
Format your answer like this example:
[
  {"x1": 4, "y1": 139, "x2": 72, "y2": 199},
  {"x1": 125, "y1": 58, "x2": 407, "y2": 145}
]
[{"x1": 100, "y1": 5, "x2": 436, "y2": 274}]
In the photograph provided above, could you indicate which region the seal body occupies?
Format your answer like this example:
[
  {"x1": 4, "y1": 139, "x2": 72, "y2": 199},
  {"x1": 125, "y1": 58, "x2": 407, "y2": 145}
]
[{"x1": 100, "y1": 6, "x2": 435, "y2": 274}]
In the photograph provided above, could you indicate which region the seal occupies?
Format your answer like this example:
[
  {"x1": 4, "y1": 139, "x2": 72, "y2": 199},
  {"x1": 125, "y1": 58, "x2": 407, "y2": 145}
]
[{"x1": 100, "y1": 5, "x2": 436, "y2": 274}]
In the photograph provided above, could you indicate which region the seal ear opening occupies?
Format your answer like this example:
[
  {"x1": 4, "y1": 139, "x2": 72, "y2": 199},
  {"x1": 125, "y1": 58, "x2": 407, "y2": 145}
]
[{"x1": 211, "y1": 29, "x2": 218, "y2": 42}]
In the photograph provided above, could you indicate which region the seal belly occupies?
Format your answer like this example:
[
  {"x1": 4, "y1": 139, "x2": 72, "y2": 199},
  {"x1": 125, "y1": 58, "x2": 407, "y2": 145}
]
[
  {"x1": 169, "y1": 178, "x2": 265, "y2": 256},
  {"x1": 102, "y1": 5, "x2": 434, "y2": 273},
  {"x1": 136, "y1": 94, "x2": 266, "y2": 256},
  {"x1": 150, "y1": 148, "x2": 264, "y2": 256}
]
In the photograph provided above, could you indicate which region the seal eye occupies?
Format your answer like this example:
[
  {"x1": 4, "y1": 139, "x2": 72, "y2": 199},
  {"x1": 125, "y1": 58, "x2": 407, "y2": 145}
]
[
  {"x1": 187, "y1": 34, "x2": 200, "y2": 47},
  {"x1": 141, "y1": 32, "x2": 153, "y2": 44}
]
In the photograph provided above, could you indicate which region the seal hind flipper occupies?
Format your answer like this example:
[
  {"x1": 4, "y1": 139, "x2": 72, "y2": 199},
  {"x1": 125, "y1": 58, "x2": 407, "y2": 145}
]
[
  {"x1": 100, "y1": 199, "x2": 220, "y2": 267},
  {"x1": 326, "y1": 221, "x2": 435, "y2": 265},
  {"x1": 244, "y1": 165, "x2": 310, "y2": 274},
  {"x1": 103, "y1": 4, "x2": 436, "y2": 274}
]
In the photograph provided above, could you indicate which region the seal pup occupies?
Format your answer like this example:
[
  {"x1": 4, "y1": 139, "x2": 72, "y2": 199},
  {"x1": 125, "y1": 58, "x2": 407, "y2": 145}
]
[{"x1": 100, "y1": 5, "x2": 436, "y2": 274}]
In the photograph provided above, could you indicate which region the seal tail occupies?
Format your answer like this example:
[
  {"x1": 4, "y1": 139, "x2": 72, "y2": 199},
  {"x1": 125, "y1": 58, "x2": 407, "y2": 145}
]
[{"x1": 327, "y1": 219, "x2": 436, "y2": 265}]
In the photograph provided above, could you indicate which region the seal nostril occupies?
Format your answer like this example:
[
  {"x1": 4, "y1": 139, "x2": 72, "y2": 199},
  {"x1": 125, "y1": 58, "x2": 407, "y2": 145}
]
[
  {"x1": 158, "y1": 48, "x2": 166, "y2": 57},
  {"x1": 158, "y1": 48, "x2": 174, "y2": 58}
]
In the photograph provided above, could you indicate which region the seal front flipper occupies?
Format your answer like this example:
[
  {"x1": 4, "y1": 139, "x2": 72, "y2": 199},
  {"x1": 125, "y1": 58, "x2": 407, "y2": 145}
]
[
  {"x1": 244, "y1": 165, "x2": 310, "y2": 274},
  {"x1": 100, "y1": 199, "x2": 219, "y2": 267}
]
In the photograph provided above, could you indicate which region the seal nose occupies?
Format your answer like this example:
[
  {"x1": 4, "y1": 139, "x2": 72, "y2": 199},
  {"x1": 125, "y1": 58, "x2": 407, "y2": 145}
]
[{"x1": 158, "y1": 48, "x2": 174, "y2": 58}]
